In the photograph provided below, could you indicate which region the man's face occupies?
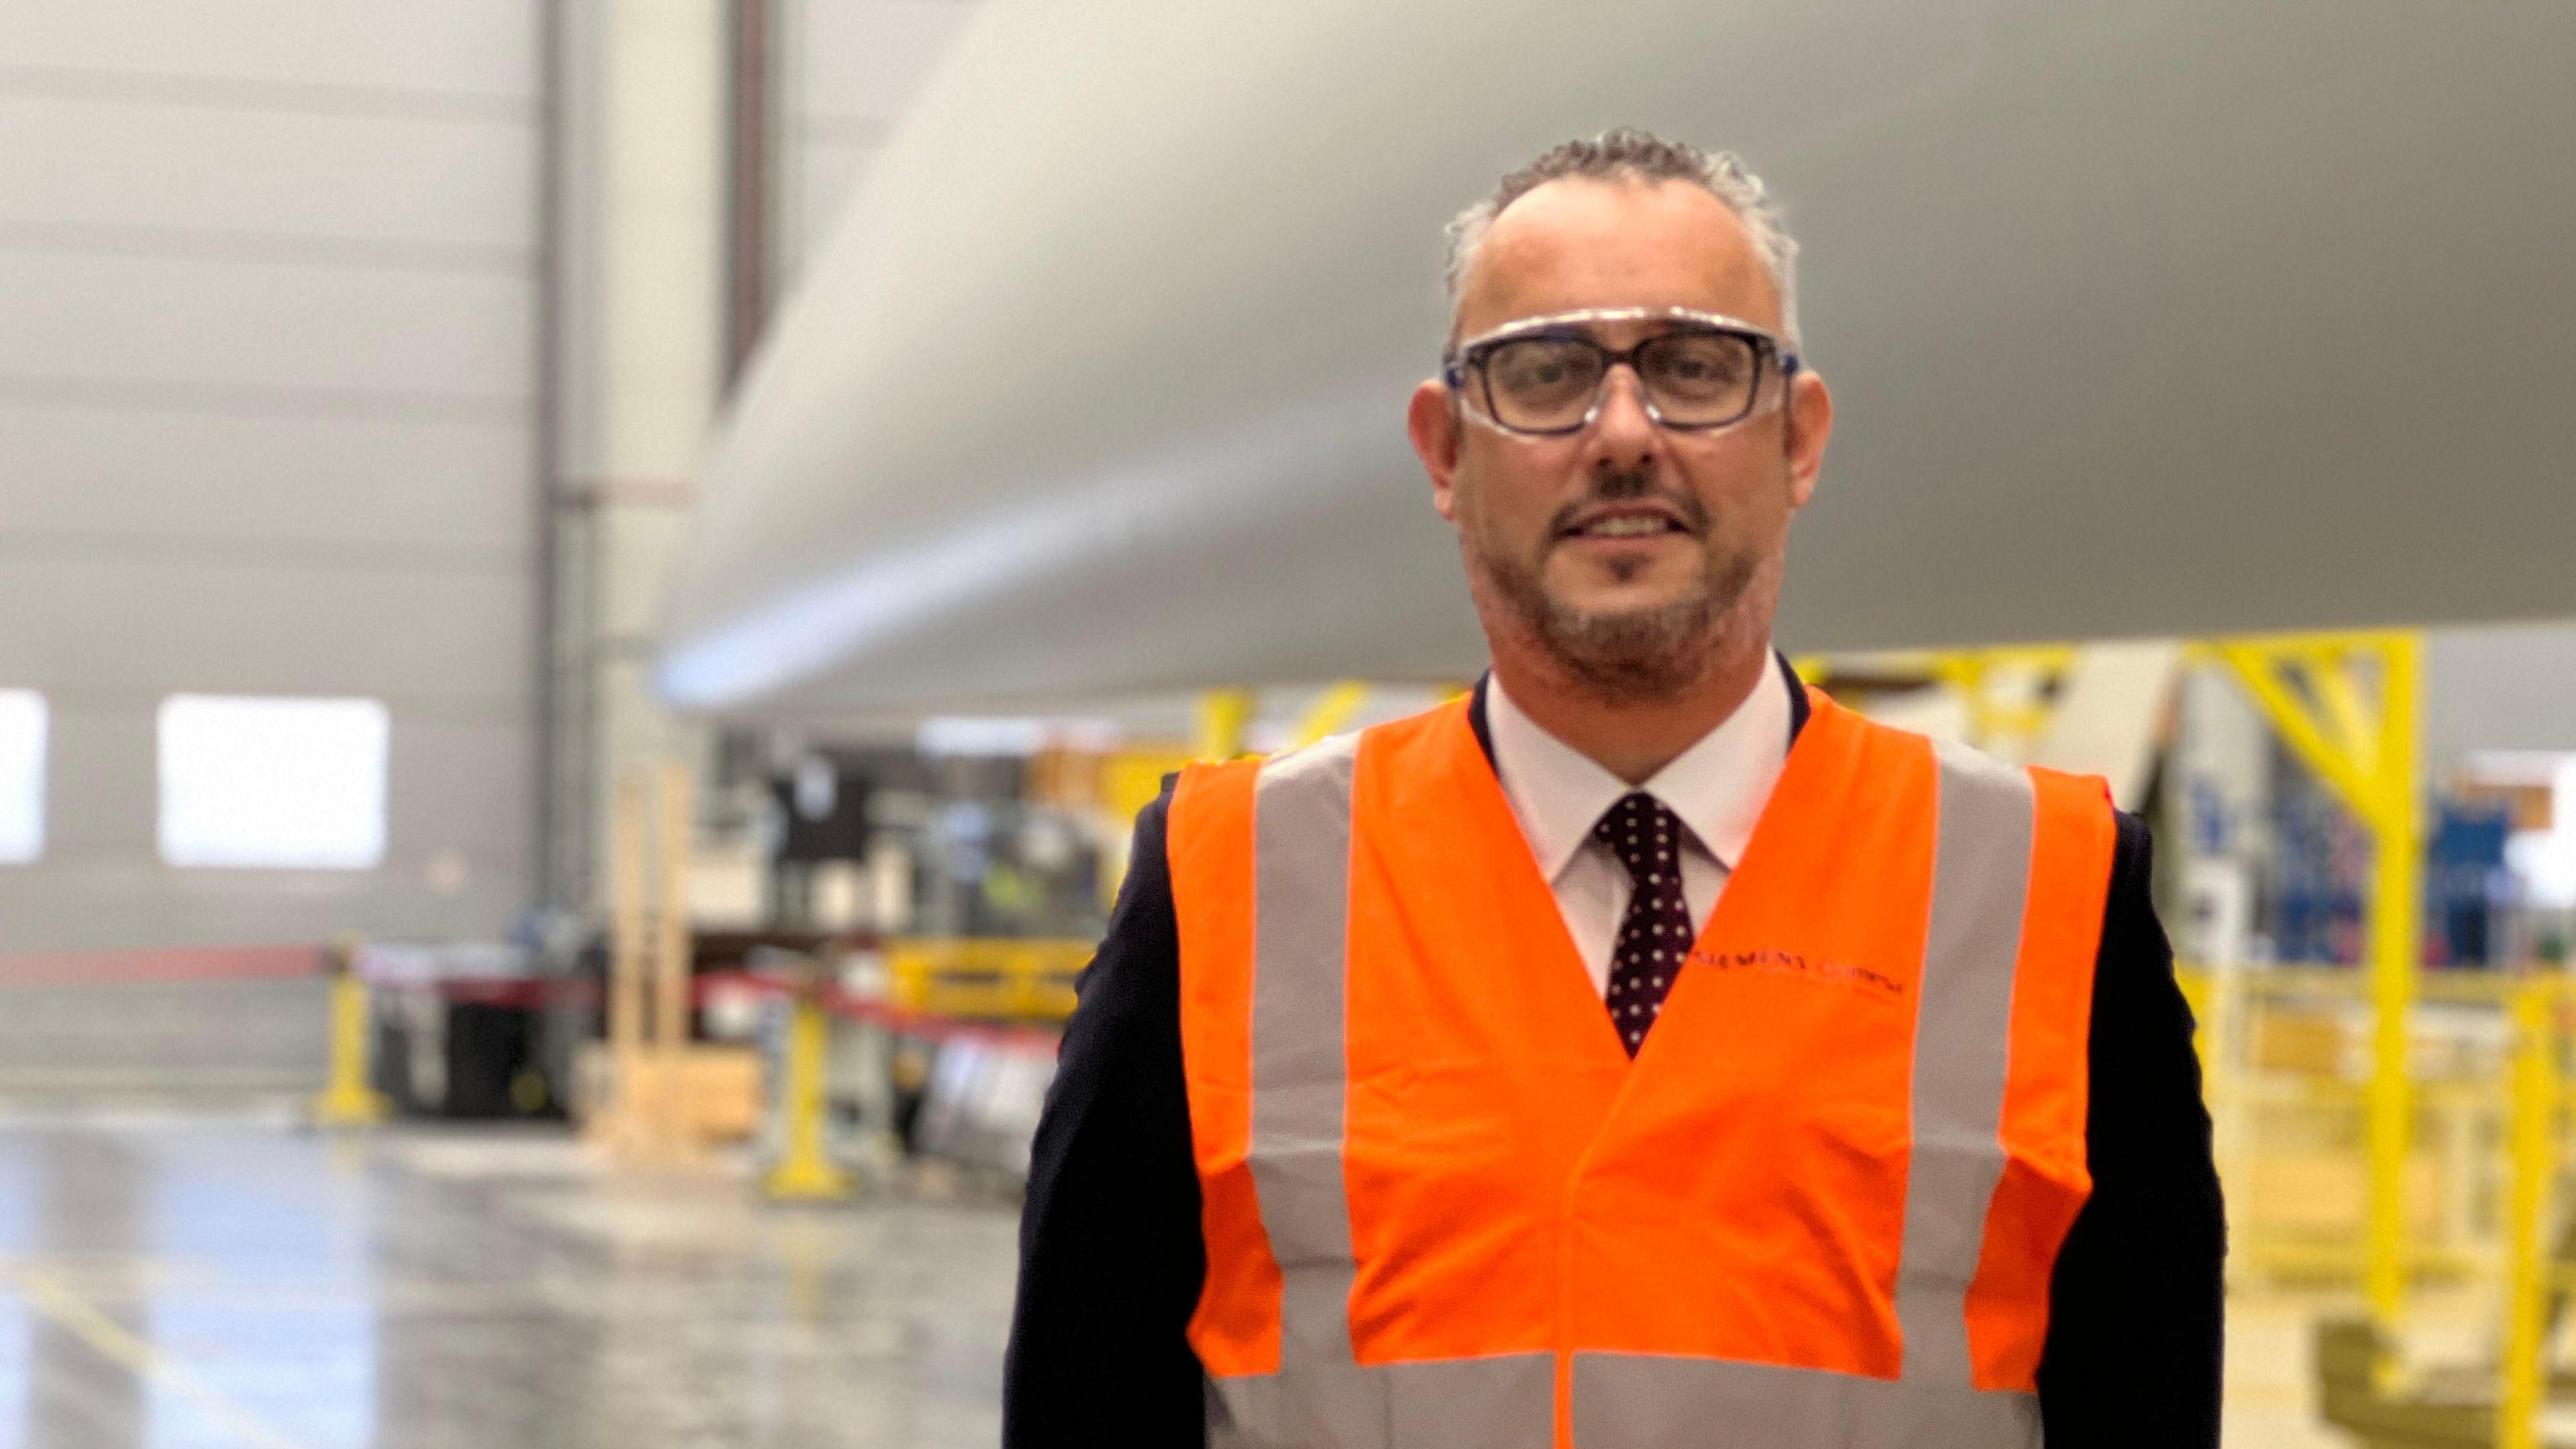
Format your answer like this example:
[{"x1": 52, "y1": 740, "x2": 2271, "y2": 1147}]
[{"x1": 1408, "y1": 176, "x2": 1831, "y2": 701}]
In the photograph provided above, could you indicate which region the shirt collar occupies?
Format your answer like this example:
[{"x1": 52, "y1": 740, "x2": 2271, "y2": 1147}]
[{"x1": 1485, "y1": 653, "x2": 1793, "y2": 884}]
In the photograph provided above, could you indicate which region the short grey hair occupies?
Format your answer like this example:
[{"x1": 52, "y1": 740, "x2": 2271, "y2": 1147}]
[{"x1": 1443, "y1": 127, "x2": 1801, "y2": 350}]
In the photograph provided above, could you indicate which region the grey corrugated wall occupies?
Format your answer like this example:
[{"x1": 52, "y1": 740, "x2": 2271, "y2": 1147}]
[{"x1": 0, "y1": 1, "x2": 540, "y2": 955}]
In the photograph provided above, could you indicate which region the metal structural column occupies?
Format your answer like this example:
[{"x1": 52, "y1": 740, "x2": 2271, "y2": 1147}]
[{"x1": 2211, "y1": 631, "x2": 2422, "y2": 1325}]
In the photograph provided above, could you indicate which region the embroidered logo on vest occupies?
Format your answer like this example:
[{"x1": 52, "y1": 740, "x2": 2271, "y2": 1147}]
[{"x1": 1685, "y1": 947, "x2": 1907, "y2": 999}]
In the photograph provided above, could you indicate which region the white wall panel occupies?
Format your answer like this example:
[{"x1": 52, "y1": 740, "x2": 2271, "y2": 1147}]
[
  {"x1": 2428, "y1": 623, "x2": 2576, "y2": 768},
  {"x1": 0, "y1": 867, "x2": 535, "y2": 955},
  {"x1": 0, "y1": 0, "x2": 535, "y2": 101},
  {"x1": 0, "y1": 95, "x2": 533, "y2": 252},
  {"x1": 0, "y1": 253, "x2": 530, "y2": 405},
  {"x1": 0, "y1": 562, "x2": 528, "y2": 706},
  {"x1": 0, "y1": 405, "x2": 528, "y2": 552},
  {"x1": 0, "y1": 2, "x2": 544, "y2": 959},
  {"x1": 0, "y1": 706, "x2": 528, "y2": 951},
  {"x1": 27, "y1": 705, "x2": 148, "y2": 859},
  {"x1": 382, "y1": 716, "x2": 537, "y2": 872}
]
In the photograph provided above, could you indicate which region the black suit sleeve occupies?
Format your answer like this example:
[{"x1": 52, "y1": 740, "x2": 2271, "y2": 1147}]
[
  {"x1": 1004, "y1": 787, "x2": 1206, "y2": 1449},
  {"x1": 2035, "y1": 810, "x2": 2227, "y2": 1444}
]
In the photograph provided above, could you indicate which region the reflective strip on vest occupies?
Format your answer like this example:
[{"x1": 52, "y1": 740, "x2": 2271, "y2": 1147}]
[
  {"x1": 1210, "y1": 733, "x2": 1554, "y2": 1448},
  {"x1": 1196, "y1": 717, "x2": 2082, "y2": 1448}
]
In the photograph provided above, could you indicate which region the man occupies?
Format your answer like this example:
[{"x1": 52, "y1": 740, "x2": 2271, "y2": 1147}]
[{"x1": 1006, "y1": 129, "x2": 2222, "y2": 1447}]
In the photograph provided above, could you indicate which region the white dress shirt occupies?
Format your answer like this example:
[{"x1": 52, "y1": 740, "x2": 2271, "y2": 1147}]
[{"x1": 1484, "y1": 655, "x2": 1794, "y2": 998}]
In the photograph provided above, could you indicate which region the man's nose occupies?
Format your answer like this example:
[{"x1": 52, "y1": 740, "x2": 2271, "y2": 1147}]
[{"x1": 1587, "y1": 366, "x2": 1660, "y2": 470}]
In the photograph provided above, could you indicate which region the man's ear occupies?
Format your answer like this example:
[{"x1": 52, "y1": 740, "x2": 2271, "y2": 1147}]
[
  {"x1": 1408, "y1": 378, "x2": 1464, "y2": 522},
  {"x1": 1783, "y1": 370, "x2": 1833, "y2": 513}
]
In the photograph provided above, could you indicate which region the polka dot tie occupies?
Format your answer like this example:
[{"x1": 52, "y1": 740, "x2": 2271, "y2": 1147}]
[{"x1": 1593, "y1": 792, "x2": 1693, "y2": 1057}]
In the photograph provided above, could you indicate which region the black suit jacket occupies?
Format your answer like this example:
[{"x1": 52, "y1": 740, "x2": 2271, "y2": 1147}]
[{"x1": 1005, "y1": 669, "x2": 2224, "y2": 1446}]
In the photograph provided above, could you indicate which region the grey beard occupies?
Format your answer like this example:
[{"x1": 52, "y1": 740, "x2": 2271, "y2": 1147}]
[{"x1": 1474, "y1": 532, "x2": 1757, "y2": 706}]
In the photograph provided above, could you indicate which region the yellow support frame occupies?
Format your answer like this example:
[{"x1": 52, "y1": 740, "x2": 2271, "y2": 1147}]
[{"x1": 2200, "y1": 631, "x2": 2422, "y2": 1326}]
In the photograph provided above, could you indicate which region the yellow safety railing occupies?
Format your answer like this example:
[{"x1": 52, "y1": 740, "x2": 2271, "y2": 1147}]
[
  {"x1": 2176, "y1": 959, "x2": 2570, "y2": 1441},
  {"x1": 2497, "y1": 976, "x2": 2557, "y2": 1449},
  {"x1": 2175, "y1": 956, "x2": 2576, "y2": 1442},
  {"x1": 883, "y1": 938, "x2": 1091, "y2": 1022},
  {"x1": 2178, "y1": 961, "x2": 2511, "y2": 1252}
]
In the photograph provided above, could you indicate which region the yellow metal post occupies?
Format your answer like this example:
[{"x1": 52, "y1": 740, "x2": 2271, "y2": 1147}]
[
  {"x1": 2497, "y1": 978, "x2": 2554, "y2": 1449},
  {"x1": 2366, "y1": 635, "x2": 2421, "y2": 1326},
  {"x1": 2212, "y1": 631, "x2": 2421, "y2": 1324},
  {"x1": 311, "y1": 938, "x2": 388, "y2": 1126},
  {"x1": 1291, "y1": 682, "x2": 1369, "y2": 748},
  {"x1": 1195, "y1": 688, "x2": 1255, "y2": 761},
  {"x1": 765, "y1": 965, "x2": 853, "y2": 1201}
]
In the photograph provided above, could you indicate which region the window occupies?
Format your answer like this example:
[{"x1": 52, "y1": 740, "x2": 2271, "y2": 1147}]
[
  {"x1": 0, "y1": 691, "x2": 45, "y2": 864},
  {"x1": 157, "y1": 696, "x2": 388, "y2": 869}
]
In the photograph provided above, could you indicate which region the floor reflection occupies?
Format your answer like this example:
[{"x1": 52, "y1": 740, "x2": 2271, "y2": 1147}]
[
  {"x1": 23, "y1": 1131, "x2": 145, "y2": 1449},
  {"x1": 0, "y1": 1122, "x2": 1018, "y2": 1449}
]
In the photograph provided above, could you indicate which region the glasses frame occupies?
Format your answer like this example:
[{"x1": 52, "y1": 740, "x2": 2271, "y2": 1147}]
[{"x1": 1441, "y1": 306, "x2": 1802, "y2": 437}]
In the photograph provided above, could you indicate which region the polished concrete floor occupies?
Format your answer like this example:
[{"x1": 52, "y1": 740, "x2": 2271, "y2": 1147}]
[
  {"x1": 7, "y1": 1116, "x2": 2565, "y2": 1448},
  {"x1": 0, "y1": 1118, "x2": 1018, "y2": 1448}
]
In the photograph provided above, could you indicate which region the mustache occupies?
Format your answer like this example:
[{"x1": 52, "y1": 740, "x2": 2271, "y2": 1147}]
[{"x1": 1544, "y1": 468, "x2": 1711, "y2": 540}]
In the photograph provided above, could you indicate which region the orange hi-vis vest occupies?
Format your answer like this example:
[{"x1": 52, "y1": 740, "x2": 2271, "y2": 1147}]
[{"x1": 1166, "y1": 687, "x2": 2116, "y2": 1449}]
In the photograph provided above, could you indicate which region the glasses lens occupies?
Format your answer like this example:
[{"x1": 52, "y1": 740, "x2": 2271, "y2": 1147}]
[
  {"x1": 1638, "y1": 330, "x2": 1760, "y2": 425},
  {"x1": 1481, "y1": 336, "x2": 1605, "y2": 431}
]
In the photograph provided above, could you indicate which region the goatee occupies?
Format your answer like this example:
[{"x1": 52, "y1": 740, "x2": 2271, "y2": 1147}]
[{"x1": 1470, "y1": 513, "x2": 1759, "y2": 706}]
